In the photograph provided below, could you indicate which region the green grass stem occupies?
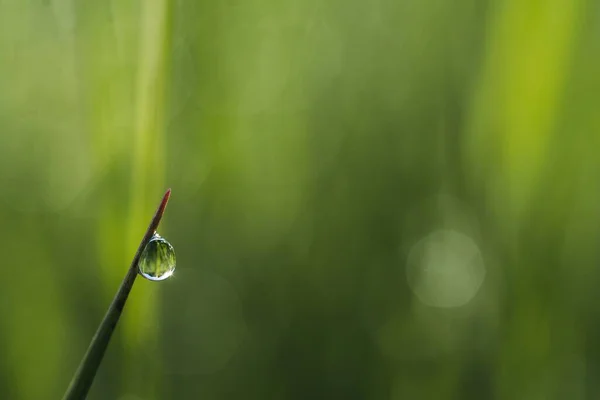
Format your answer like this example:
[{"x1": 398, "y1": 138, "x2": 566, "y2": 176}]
[{"x1": 62, "y1": 188, "x2": 172, "y2": 400}]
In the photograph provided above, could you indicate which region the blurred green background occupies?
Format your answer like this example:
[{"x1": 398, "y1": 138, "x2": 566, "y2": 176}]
[{"x1": 1, "y1": 0, "x2": 599, "y2": 398}]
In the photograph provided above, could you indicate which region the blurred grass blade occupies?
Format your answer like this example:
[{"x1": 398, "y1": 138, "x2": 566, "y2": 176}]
[{"x1": 62, "y1": 189, "x2": 172, "y2": 400}]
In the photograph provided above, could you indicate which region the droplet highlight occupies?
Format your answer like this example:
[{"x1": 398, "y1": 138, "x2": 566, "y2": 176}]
[{"x1": 138, "y1": 233, "x2": 176, "y2": 281}]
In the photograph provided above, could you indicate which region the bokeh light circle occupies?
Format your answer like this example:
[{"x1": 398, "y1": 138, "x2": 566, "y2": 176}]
[{"x1": 406, "y1": 229, "x2": 485, "y2": 308}]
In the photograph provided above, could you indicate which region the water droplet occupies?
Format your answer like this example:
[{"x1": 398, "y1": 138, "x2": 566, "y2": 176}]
[{"x1": 138, "y1": 233, "x2": 176, "y2": 281}]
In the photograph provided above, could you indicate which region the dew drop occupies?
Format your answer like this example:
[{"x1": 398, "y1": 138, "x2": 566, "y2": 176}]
[{"x1": 138, "y1": 233, "x2": 176, "y2": 281}]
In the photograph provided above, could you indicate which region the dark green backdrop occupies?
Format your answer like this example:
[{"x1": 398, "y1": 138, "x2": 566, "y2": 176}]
[{"x1": 0, "y1": 0, "x2": 599, "y2": 398}]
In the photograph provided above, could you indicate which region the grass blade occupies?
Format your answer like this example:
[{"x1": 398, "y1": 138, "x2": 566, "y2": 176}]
[{"x1": 62, "y1": 188, "x2": 172, "y2": 400}]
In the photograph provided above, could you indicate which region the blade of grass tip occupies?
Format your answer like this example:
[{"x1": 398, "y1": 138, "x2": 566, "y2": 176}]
[{"x1": 62, "y1": 188, "x2": 172, "y2": 400}]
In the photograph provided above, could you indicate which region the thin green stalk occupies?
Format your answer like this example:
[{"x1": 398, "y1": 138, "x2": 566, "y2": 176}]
[{"x1": 62, "y1": 188, "x2": 172, "y2": 400}]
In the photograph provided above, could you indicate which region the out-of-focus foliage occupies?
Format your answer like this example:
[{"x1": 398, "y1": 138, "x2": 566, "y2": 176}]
[{"x1": 0, "y1": 0, "x2": 599, "y2": 398}]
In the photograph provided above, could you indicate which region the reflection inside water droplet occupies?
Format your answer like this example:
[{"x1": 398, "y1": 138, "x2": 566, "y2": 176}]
[{"x1": 138, "y1": 233, "x2": 176, "y2": 281}]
